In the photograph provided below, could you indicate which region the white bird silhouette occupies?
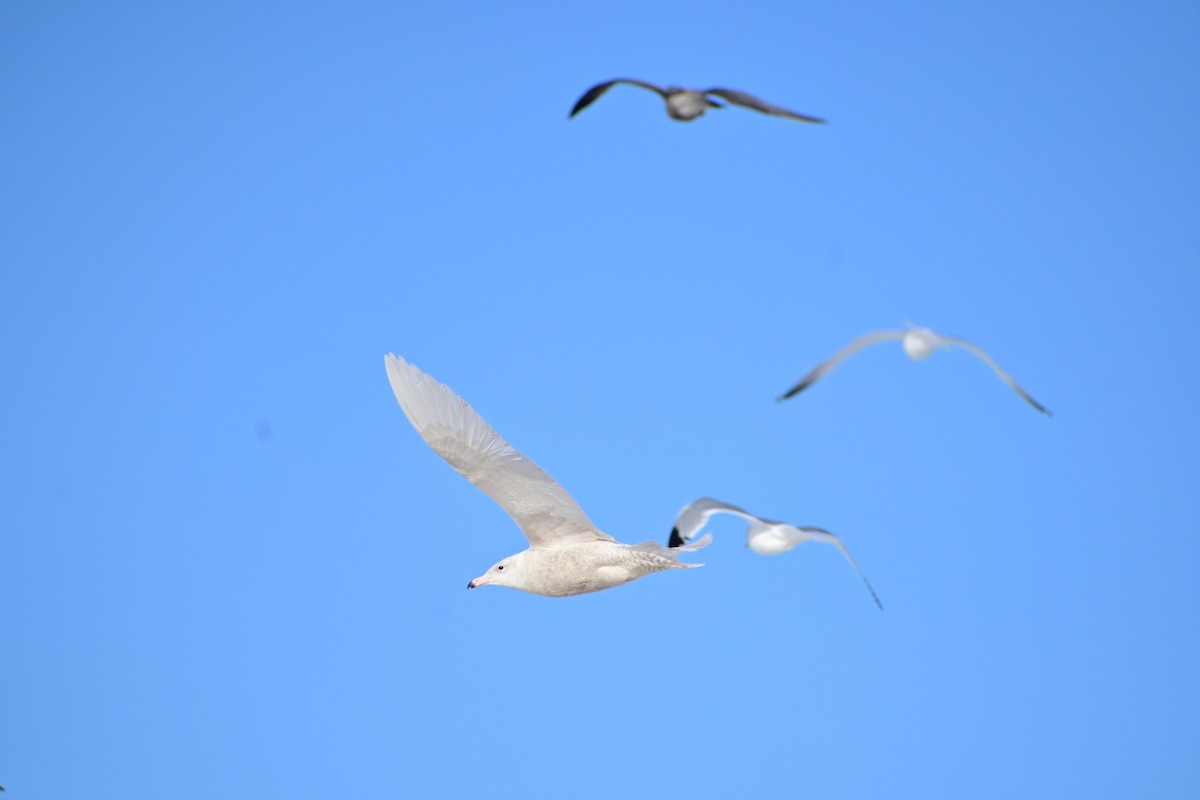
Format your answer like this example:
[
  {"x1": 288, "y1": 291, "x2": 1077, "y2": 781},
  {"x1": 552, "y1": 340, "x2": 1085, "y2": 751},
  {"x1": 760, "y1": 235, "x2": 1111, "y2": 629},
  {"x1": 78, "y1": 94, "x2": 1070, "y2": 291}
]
[
  {"x1": 778, "y1": 324, "x2": 1051, "y2": 415},
  {"x1": 385, "y1": 354, "x2": 711, "y2": 597},
  {"x1": 569, "y1": 78, "x2": 825, "y2": 123},
  {"x1": 668, "y1": 498, "x2": 882, "y2": 609}
]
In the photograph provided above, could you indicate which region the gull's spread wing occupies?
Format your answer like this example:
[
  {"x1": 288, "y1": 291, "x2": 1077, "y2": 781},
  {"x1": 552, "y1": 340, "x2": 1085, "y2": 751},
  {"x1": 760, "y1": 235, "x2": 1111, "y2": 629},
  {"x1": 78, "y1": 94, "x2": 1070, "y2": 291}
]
[
  {"x1": 385, "y1": 354, "x2": 613, "y2": 548},
  {"x1": 778, "y1": 330, "x2": 905, "y2": 401},
  {"x1": 941, "y1": 335, "x2": 1052, "y2": 416},
  {"x1": 570, "y1": 78, "x2": 668, "y2": 118},
  {"x1": 766, "y1": 523, "x2": 883, "y2": 610},
  {"x1": 705, "y1": 88, "x2": 825, "y2": 123}
]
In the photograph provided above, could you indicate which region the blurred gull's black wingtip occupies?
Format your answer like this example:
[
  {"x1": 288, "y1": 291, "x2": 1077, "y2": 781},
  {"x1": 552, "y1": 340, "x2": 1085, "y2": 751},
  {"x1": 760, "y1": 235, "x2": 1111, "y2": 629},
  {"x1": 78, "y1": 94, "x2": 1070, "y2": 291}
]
[{"x1": 667, "y1": 527, "x2": 684, "y2": 548}]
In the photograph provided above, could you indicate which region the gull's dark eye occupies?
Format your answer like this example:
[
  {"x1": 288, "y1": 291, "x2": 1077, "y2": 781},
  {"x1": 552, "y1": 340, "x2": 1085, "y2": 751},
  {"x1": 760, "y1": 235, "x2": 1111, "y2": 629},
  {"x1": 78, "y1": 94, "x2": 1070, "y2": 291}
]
[{"x1": 497, "y1": 565, "x2": 505, "y2": 571}]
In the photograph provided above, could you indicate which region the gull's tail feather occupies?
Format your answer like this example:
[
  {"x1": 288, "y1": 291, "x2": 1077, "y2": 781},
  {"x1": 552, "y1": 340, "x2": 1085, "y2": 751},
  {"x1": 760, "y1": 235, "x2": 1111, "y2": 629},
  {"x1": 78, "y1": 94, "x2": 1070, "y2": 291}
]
[
  {"x1": 674, "y1": 532, "x2": 713, "y2": 553},
  {"x1": 631, "y1": 533, "x2": 713, "y2": 568}
]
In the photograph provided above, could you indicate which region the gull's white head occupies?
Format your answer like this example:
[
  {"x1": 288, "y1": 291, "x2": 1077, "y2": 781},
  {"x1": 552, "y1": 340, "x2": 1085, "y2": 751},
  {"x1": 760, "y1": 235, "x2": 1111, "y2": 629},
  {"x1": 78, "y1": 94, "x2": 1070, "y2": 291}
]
[
  {"x1": 902, "y1": 326, "x2": 943, "y2": 361},
  {"x1": 467, "y1": 551, "x2": 527, "y2": 591}
]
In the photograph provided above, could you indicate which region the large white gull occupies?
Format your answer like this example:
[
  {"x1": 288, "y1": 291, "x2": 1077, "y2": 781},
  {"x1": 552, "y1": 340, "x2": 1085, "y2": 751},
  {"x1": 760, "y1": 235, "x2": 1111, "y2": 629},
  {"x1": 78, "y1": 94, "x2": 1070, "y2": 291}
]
[
  {"x1": 569, "y1": 78, "x2": 825, "y2": 123},
  {"x1": 668, "y1": 498, "x2": 883, "y2": 609},
  {"x1": 778, "y1": 323, "x2": 1052, "y2": 415},
  {"x1": 385, "y1": 354, "x2": 711, "y2": 597}
]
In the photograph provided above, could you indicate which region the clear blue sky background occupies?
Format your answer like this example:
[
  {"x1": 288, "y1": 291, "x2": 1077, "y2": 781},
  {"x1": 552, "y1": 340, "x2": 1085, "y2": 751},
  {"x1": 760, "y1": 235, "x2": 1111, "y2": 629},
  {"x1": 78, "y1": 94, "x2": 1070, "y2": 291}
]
[{"x1": 3, "y1": 1, "x2": 1198, "y2": 798}]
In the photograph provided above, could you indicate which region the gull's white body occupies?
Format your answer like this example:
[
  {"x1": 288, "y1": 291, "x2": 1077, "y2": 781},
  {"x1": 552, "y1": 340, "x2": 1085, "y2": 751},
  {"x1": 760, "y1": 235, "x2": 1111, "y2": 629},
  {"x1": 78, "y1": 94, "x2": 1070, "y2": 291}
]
[
  {"x1": 778, "y1": 324, "x2": 1052, "y2": 415},
  {"x1": 569, "y1": 78, "x2": 825, "y2": 123},
  {"x1": 669, "y1": 498, "x2": 882, "y2": 609},
  {"x1": 900, "y1": 326, "x2": 941, "y2": 360},
  {"x1": 384, "y1": 354, "x2": 710, "y2": 597}
]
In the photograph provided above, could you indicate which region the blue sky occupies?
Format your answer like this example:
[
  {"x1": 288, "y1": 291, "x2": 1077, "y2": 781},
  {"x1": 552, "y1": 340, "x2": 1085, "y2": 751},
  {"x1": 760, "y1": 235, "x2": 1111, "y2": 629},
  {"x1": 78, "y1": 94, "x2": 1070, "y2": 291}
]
[{"x1": 2, "y1": 1, "x2": 1198, "y2": 797}]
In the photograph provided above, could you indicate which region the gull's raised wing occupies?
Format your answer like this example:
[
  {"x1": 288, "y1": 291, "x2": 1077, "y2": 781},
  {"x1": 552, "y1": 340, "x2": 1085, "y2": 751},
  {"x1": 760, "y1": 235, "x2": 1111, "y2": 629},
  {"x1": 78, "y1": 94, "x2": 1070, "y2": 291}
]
[
  {"x1": 705, "y1": 88, "x2": 825, "y2": 123},
  {"x1": 668, "y1": 497, "x2": 758, "y2": 547},
  {"x1": 570, "y1": 78, "x2": 668, "y2": 118},
  {"x1": 941, "y1": 336, "x2": 1052, "y2": 416},
  {"x1": 385, "y1": 354, "x2": 614, "y2": 549},
  {"x1": 778, "y1": 330, "x2": 906, "y2": 401}
]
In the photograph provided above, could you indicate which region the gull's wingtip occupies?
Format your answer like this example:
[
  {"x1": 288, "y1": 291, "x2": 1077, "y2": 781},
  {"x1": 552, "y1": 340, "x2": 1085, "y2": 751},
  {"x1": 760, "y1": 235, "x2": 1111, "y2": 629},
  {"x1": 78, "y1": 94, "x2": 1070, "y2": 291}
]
[
  {"x1": 384, "y1": 353, "x2": 414, "y2": 384},
  {"x1": 667, "y1": 526, "x2": 685, "y2": 548},
  {"x1": 777, "y1": 383, "x2": 807, "y2": 402},
  {"x1": 1012, "y1": 385, "x2": 1052, "y2": 417},
  {"x1": 568, "y1": 98, "x2": 592, "y2": 118}
]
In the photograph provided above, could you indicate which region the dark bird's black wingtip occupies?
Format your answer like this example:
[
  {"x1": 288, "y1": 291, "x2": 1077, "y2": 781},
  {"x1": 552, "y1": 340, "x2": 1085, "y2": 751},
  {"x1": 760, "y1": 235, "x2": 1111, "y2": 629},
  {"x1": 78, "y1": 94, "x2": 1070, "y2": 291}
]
[
  {"x1": 668, "y1": 527, "x2": 684, "y2": 548},
  {"x1": 777, "y1": 378, "x2": 815, "y2": 402}
]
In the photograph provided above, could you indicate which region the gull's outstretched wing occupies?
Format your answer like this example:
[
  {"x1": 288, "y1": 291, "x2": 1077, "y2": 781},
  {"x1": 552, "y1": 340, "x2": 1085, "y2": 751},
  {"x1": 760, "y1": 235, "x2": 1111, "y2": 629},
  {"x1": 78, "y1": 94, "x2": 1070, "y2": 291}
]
[
  {"x1": 705, "y1": 88, "x2": 825, "y2": 123},
  {"x1": 763, "y1": 523, "x2": 883, "y2": 610},
  {"x1": 940, "y1": 335, "x2": 1052, "y2": 416},
  {"x1": 668, "y1": 497, "x2": 758, "y2": 547},
  {"x1": 570, "y1": 78, "x2": 668, "y2": 118},
  {"x1": 778, "y1": 330, "x2": 906, "y2": 401},
  {"x1": 385, "y1": 354, "x2": 614, "y2": 549}
]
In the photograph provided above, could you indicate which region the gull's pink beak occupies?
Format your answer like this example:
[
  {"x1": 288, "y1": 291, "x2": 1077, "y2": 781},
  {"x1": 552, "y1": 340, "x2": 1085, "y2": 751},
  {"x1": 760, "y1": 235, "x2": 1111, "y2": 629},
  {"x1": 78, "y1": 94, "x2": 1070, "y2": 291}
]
[{"x1": 467, "y1": 574, "x2": 491, "y2": 590}]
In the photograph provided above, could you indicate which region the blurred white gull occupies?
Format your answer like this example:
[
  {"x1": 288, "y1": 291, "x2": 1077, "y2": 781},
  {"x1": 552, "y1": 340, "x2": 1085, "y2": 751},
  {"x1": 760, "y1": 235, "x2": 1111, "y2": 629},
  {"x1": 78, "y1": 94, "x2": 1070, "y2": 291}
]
[
  {"x1": 778, "y1": 323, "x2": 1052, "y2": 415},
  {"x1": 569, "y1": 78, "x2": 825, "y2": 123},
  {"x1": 385, "y1": 354, "x2": 711, "y2": 598},
  {"x1": 669, "y1": 498, "x2": 882, "y2": 610}
]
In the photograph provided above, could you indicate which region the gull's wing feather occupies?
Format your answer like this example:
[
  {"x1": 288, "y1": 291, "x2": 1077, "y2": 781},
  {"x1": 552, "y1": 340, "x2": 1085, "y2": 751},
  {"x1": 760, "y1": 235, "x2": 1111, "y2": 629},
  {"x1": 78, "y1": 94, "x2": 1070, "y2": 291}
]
[
  {"x1": 779, "y1": 525, "x2": 883, "y2": 610},
  {"x1": 385, "y1": 354, "x2": 613, "y2": 548},
  {"x1": 705, "y1": 88, "x2": 825, "y2": 123},
  {"x1": 570, "y1": 78, "x2": 669, "y2": 118},
  {"x1": 668, "y1": 497, "x2": 758, "y2": 547},
  {"x1": 941, "y1": 336, "x2": 1052, "y2": 416},
  {"x1": 778, "y1": 330, "x2": 906, "y2": 401}
]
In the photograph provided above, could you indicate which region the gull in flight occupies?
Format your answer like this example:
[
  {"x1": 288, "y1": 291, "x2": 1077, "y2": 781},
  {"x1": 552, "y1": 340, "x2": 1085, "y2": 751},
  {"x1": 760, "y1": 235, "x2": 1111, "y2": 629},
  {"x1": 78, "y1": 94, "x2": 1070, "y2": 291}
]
[
  {"x1": 668, "y1": 498, "x2": 882, "y2": 609},
  {"x1": 385, "y1": 354, "x2": 711, "y2": 598},
  {"x1": 778, "y1": 324, "x2": 1052, "y2": 415},
  {"x1": 569, "y1": 78, "x2": 825, "y2": 123}
]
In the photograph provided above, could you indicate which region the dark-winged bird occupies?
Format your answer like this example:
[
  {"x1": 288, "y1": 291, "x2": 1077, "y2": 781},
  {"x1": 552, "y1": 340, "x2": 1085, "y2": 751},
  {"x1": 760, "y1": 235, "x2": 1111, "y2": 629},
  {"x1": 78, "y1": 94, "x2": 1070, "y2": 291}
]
[{"x1": 570, "y1": 78, "x2": 824, "y2": 123}]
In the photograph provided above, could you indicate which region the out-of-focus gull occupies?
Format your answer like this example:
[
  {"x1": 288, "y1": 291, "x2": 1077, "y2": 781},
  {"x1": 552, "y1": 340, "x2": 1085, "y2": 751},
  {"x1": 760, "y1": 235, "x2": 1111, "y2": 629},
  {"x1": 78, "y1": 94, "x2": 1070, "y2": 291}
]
[
  {"x1": 778, "y1": 324, "x2": 1052, "y2": 415},
  {"x1": 668, "y1": 498, "x2": 882, "y2": 609},
  {"x1": 569, "y1": 78, "x2": 825, "y2": 123},
  {"x1": 385, "y1": 354, "x2": 711, "y2": 598}
]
